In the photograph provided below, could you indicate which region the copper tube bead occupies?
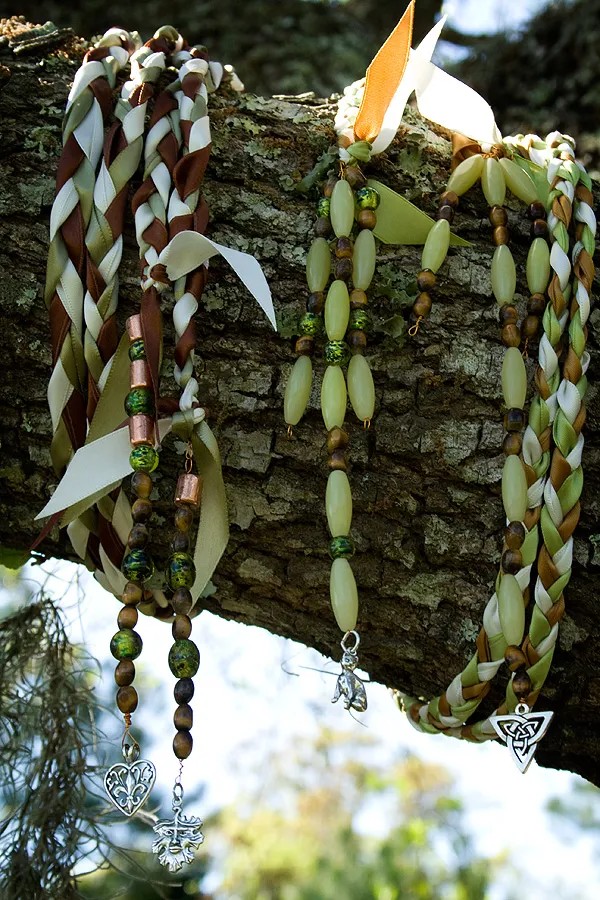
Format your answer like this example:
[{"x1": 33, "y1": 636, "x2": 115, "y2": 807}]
[
  {"x1": 129, "y1": 415, "x2": 155, "y2": 446},
  {"x1": 175, "y1": 473, "x2": 203, "y2": 508},
  {"x1": 130, "y1": 360, "x2": 151, "y2": 389},
  {"x1": 126, "y1": 315, "x2": 143, "y2": 342}
]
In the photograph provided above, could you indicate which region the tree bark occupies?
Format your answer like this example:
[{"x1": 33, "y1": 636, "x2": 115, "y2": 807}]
[{"x1": 1, "y1": 29, "x2": 599, "y2": 785}]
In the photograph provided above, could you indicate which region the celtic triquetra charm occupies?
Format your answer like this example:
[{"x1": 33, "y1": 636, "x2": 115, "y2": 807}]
[{"x1": 490, "y1": 703, "x2": 554, "y2": 773}]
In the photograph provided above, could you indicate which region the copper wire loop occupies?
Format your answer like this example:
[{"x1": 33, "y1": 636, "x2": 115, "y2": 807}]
[{"x1": 408, "y1": 315, "x2": 423, "y2": 337}]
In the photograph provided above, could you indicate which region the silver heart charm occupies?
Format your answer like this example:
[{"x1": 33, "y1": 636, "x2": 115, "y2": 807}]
[
  {"x1": 104, "y1": 758, "x2": 156, "y2": 816},
  {"x1": 490, "y1": 703, "x2": 554, "y2": 773}
]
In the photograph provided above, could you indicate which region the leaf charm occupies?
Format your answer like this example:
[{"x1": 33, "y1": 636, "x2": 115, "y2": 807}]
[{"x1": 104, "y1": 759, "x2": 156, "y2": 816}]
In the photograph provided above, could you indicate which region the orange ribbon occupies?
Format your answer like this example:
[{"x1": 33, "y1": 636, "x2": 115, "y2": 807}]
[{"x1": 353, "y1": 1, "x2": 415, "y2": 145}]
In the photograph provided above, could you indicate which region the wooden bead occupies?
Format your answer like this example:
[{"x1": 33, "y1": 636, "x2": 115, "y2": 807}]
[
  {"x1": 175, "y1": 506, "x2": 194, "y2": 532},
  {"x1": 314, "y1": 217, "x2": 332, "y2": 237},
  {"x1": 118, "y1": 606, "x2": 139, "y2": 629},
  {"x1": 131, "y1": 498, "x2": 152, "y2": 523},
  {"x1": 504, "y1": 645, "x2": 527, "y2": 672},
  {"x1": 116, "y1": 685, "x2": 138, "y2": 714},
  {"x1": 172, "y1": 614, "x2": 192, "y2": 640},
  {"x1": 502, "y1": 432, "x2": 523, "y2": 456},
  {"x1": 504, "y1": 408, "x2": 525, "y2": 432},
  {"x1": 327, "y1": 427, "x2": 349, "y2": 453},
  {"x1": 528, "y1": 201, "x2": 546, "y2": 220},
  {"x1": 347, "y1": 329, "x2": 367, "y2": 353},
  {"x1": 173, "y1": 730, "x2": 193, "y2": 760},
  {"x1": 174, "y1": 678, "x2": 195, "y2": 704},
  {"x1": 115, "y1": 660, "x2": 135, "y2": 686},
  {"x1": 174, "y1": 703, "x2": 194, "y2": 731},
  {"x1": 323, "y1": 177, "x2": 337, "y2": 199},
  {"x1": 440, "y1": 190, "x2": 459, "y2": 208},
  {"x1": 531, "y1": 218, "x2": 548, "y2": 238},
  {"x1": 489, "y1": 205, "x2": 508, "y2": 227},
  {"x1": 335, "y1": 237, "x2": 353, "y2": 259},
  {"x1": 350, "y1": 289, "x2": 368, "y2": 309},
  {"x1": 122, "y1": 582, "x2": 143, "y2": 606},
  {"x1": 295, "y1": 336, "x2": 314, "y2": 356},
  {"x1": 493, "y1": 225, "x2": 509, "y2": 246},
  {"x1": 502, "y1": 548, "x2": 523, "y2": 574},
  {"x1": 171, "y1": 531, "x2": 190, "y2": 553},
  {"x1": 328, "y1": 449, "x2": 348, "y2": 471},
  {"x1": 172, "y1": 588, "x2": 193, "y2": 615},
  {"x1": 357, "y1": 209, "x2": 377, "y2": 230},
  {"x1": 499, "y1": 305, "x2": 518, "y2": 325},
  {"x1": 528, "y1": 293, "x2": 546, "y2": 315},
  {"x1": 413, "y1": 292, "x2": 432, "y2": 318},
  {"x1": 334, "y1": 258, "x2": 353, "y2": 282},
  {"x1": 505, "y1": 521, "x2": 526, "y2": 549},
  {"x1": 522, "y1": 314, "x2": 539, "y2": 338},
  {"x1": 512, "y1": 669, "x2": 532, "y2": 699},
  {"x1": 307, "y1": 291, "x2": 325, "y2": 314},
  {"x1": 501, "y1": 324, "x2": 521, "y2": 347},
  {"x1": 131, "y1": 472, "x2": 152, "y2": 499},
  {"x1": 437, "y1": 204, "x2": 454, "y2": 222},
  {"x1": 344, "y1": 165, "x2": 366, "y2": 188},
  {"x1": 417, "y1": 270, "x2": 436, "y2": 291},
  {"x1": 128, "y1": 524, "x2": 149, "y2": 549}
]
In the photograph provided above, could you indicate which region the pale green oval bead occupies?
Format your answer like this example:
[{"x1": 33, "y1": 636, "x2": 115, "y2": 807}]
[
  {"x1": 306, "y1": 238, "x2": 331, "y2": 293},
  {"x1": 526, "y1": 237, "x2": 551, "y2": 295},
  {"x1": 481, "y1": 157, "x2": 506, "y2": 207},
  {"x1": 501, "y1": 347, "x2": 527, "y2": 410},
  {"x1": 324, "y1": 280, "x2": 350, "y2": 340},
  {"x1": 502, "y1": 455, "x2": 528, "y2": 522},
  {"x1": 498, "y1": 573, "x2": 525, "y2": 646},
  {"x1": 498, "y1": 157, "x2": 538, "y2": 205},
  {"x1": 321, "y1": 365, "x2": 347, "y2": 430},
  {"x1": 284, "y1": 355, "x2": 313, "y2": 426},
  {"x1": 353, "y1": 228, "x2": 377, "y2": 290},
  {"x1": 347, "y1": 353, "x2": 375, "y2": 422},
  {"x1": 326, "y1": 470, "x2": 352, "y2": 537},
  {"x1": 446, "y1": 154, "x2": 484, "y2": 196},
  {"x1": 421, "y1": 219, "x2": 450, "y2": 274},
  {"x1": 330, "y1": 179, "x2": 355, "y2": 238},
  {"x1": 491, "y1": 244, "x2": 516, "y2": 305},
  {"x1": 330, "y1": 558, "x2": 358, "y2": 632}
]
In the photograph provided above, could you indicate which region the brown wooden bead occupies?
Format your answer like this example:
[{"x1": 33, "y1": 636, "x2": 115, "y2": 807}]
[
  {"x1": 328, "y1": 449, "x2": 348, "y2": 471},
  {"x1": 504, "y1": 408, "x2": 525, "y2": 432},
  {"x1": 127, "y1": 524, "x2": 149, "y2": 549},
  {"x1": 512, "y1": 669, "x2": 532, "y2": 700},
  {"x1": 334, "y1": 258, "x2": 353, "y2": 281},
  {"x1": 504, "y1": 645, "x2": 527, "y2": 672},
  {"x1": 173, "y1": 730, "x2": 193, "y2": 760},
  {"x1": 531, "y1": 218, "x2": 548, "y2": 238},
  {"x1": 172, "y1": 587, "x2": 193, "y2": 615},
  {"x1": 440, "y1": 190, "x2": 459, "y2": 208},
  {"x1": 154, "y1": 603, "x2": 175, "y2": 621},
  {"x1": 118, "y1": 606, "x2": 139, "y2": 629},
  {"x1": 174, "y1": 703, "x2": 194, "y2": 731},
  {"x1": 502, "y1": 549, "x2": 523, "y2": 574},
  {"x1": 357, "y1": 209, "x2": 377, "y2": 230},
  {"x1": 175, "y1": 506, "x2": 194, "y2": 532},
  {"x1": 501, "y1": 323, "x2": 521, "y2": 347},
  {"x1": 307, "y1": 291, "x2": 325, "y2": 314},
  {"x1": 528, "y1": 293, "x2": 546, "y2": 315},
  {"x1": 413, "y1": 292, "x2": 432, "y2": 318},
  {"x1": 505, "y1": 521, "x2": 526, "y2": 549},
  {"x1": 489, "y1": 205, "x2": 508, "y2": 227},
  {"x1": 528, "y1": 201, "x2": 546, "y2": 220},
  {"x1": 131, "y1": 471, "x2": 152, "y2": 499},
  {"x1": 131, "y1": 498, "x2": 152, "y2": 523},
  {"x1": 174, "y1": 677, "x2": 195, "y2": 704},
  {"x1": 116, "y1": 685, "x2": 138, "y2": 714},
  {"x1": 502, "y1": 432, "x2": 523, "y2": 456},
  {"x1": 314, "y1": 217, "x2": 332, "y2": 237},
  {"x1": 345, "y1": 165, "x2": 366, "y2": 188},
  {"x1": 347, "y1": 329, "x2": 367, "y2": 353},
  {"x1": 115, "y1": 660, "x2": 135, "y2": 686},
  {"x1": 122, "y1": 581, "x2": 143, "y2": 606},
  {"x1": 295, "y1": 336, "x2": 314, "y2": 356},
  {"x1": 323, "y1": 177, "x2": 337, "y2": 199},
  {"x1": 417, "y1": 269, "x2": 436, "y2": 291},
  {"x1": 498, "y1": 304, "x2": 518, "y2": 325},
  {"x1": 493, "y1": 225, "x2": 509, "y2": 246},
  {"x1": 327, "y1": 426, "x2": 349, "y2": 453},
  {"x1": 522, "y1": 314, "x2": 539, "y2": 338},
  {"x1": 171, "y1": 531, "x2": 190, "y2": 553},
  {"x1": 172, "y1": 614, "x2": 192, "y2": 640},
  {"x1": 335, "y1": 237, "x2": 353, "y2": 259},
  {"x1": 350, "y1": 289, "x2": 368, "y2": 309},
  {"x1": 437, "y1": 204, "x2": 454, "y2": 222}
]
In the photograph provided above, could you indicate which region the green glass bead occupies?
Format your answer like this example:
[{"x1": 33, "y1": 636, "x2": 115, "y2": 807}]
[
  {"x1": 284, "y1": 355, "x2": 313, "y2": 426},
  {"x1": 446, "y1": 154, "x2": 483, "y2": 196},
  {"x1": 347, "y1": 353, "x2": 375, "y2": 421},
  {"x1": 498, "y1": 574, "x2": 525, "y2": 646},
  {"x1": 122, "y1": 548, "x2": 154, "y2": 583},
  {"x1": 353, "y1": 227, "x2": 376, "y2": 290},
  {"x1": 499, "y1": 157, "x2": 538, "y2": 205},
  {"x1": 502, "y1": 347, "x2": 527, "y2": 410},
  {"x1": 502, "y1": 456, "x2": 528, "y2": 522},
  {"x1": 491, "y1": 244, "x2": 516, "y2": 306},
  {"x1": 124, "y1": 387, "x2": 155, "y2": 417},
  {"x1": 299, "y1": 312, "x2": 322, "y2": 336},
  {"x1": 110, "y1": 629, "x2": 143, "y2": 661},
  {"x1": 355, "y1": 186, "x2": 380, "y2": 210},
  {"x1": 129, "y1": 445, "x2": 159, "y2": 473},
  {"x1": 481, "y1": 157, "x2": 506, "y2": 207},
  {"x1": 330, "y1": 558, "x2": 358, "y2": 632},
  {"x1": 526, "y1": 237, "x2": 551, "y2": 295},
  {"x1": 330, "y1": 179, "x2": 355, "y2": 238},
  {"x1": 129, "y1": 339, "x2": 146, "y2": 361},
  {"x1": 168, "y1": 639, "x2": 200, "y2": 678},
  {"x1": 317, "y1": 197, "x2": 331, "y2": 218},
  {"x1": 324, "y1": 280, "x2": 350, "y2": 341},
  {"x1": 167, "y1": 552, "x2": 196, "y2": 590},
  {"x1": 421, "y1": 219, "x2": 450, "y2": 274},
  {"x1": 306, "y1": 238, "x2": 332, "y2": 293},
  {"x1": 326, "y1": 470, "x2": 352, "y2": 537},
  {"x1": 324, "y1": 340, "x2": 351, "y2": 367},
  {"x1": 321, "y1": 365, "x2": 347, "y2": 430},
  {"x1": 329, "y1": 535, "x2": 355, "y2": 559},
  {"x1": 348, "y1": 309, "x2": 371, "y2": 332}
]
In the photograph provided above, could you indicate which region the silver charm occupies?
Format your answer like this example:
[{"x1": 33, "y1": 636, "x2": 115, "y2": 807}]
[
  {"x1": 490, "y1": 703, "x2": 554, "y2": 773},
  {"x1": 332, "y1": 630, "x2": 368, "y2": 712},
  {"x1": 104, "y1": 732, "x2": 156, "y2": 817},
  {"x1": 152, "y1": 779, "x2": 204, "y2": 872}
]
